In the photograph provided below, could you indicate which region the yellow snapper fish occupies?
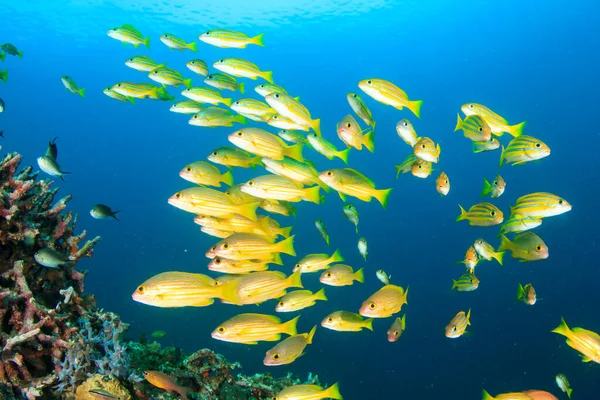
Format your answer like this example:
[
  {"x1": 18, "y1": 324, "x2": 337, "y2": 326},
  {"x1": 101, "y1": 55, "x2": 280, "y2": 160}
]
[
  {"x1": 436, "y1": 172, "x2": 450, "y2": 196},
  {"x1": 347, "y1": 92, "x2": 375, "y2": 128},
  {"x1": 517, "y1": 283, "x2": 537, "y2": 305},
  {"x1": 499, "y1": 232, "x2": 549, "y2": 262},
  {"x1": 411, "y1": 159, "x2": 434, "y2": 179},
  {"x1": 278, "y1": 129, "x2": 308, "y2": 144},
  {"x1": 456, "y1": 203, "x2": 504, "y2": 226},
  {"x1": 208, "y1": 257, "x2": 269, "y2": 274},
  {"x1": 228, "y1": 128, "x2": 304, "y2": 162},
  {"x1": 125, "y1": 55, "x2": 165, "y2": 72},
  {"x1": 318, "y1": 168, "x2": 392, "y2": 208},
  {"x1": 359, "y1": 284, "x2": 408, "y2": 318},
  {"x1": 201, "y1": 227, "x2": 233, "y2": 238},
  {"x1": 167, "y1": 187, "x2": 260, "y2": 221},
  {"x1": 265, "y1": 93, "x2": 320, "y2": 135},
  {"x1": 262, "y1": 157, "x2": 328, "y2": 190},
  {"x1": 321, "y1": 311, "x2": 373, "y2": 332},
  {"x1": 260, "y1": 216, "x2": 293, "y2": 238},
  {"x1": 170, "y1": 100, "x2": 204, "y2": 114},
  {"x1": 260, "y1": 199, "x2": 297, "y2": 217},
  {"x1": 275, "y1": 288, "x2": 327, "y2": 312},
  {"x1": 473, "y1": 239, "x2": 504, "y2": 265},
  {"x1": 481, "y1": 390, "x2": 534, "y2": 400},
  {"x1": 414, "y1": 137, "x2": 441, "y2": 163},
  {"x1": 275, "y1": 383, "x2": 342, "y2": 400},
  {"x1": 107, "y1": 24, "x2": 150, "y2": 48},
  {"x1": 264, "y1": 326, "x2": 317, "y2": 366},
  {"x1": 160, "y1": 34, "x2": 197, "y2": 51},
  {"x1": 241, "y1": 175, "x2": 321, "y2": 204},
  {"x1": 231, "y1": 98, "x2": 275, "y2": 121},
  {"x1": 213, "y1": 233, "x2": 296, "y2": 261},
  {"x1": 189, "y1": 107, "x2": 247, "y2": 128},
  {"x1": 552, "y1": 318, "x2": 600, "y2": 364},
  {"x1": 186, "y1": 59, "x2": 208, "y2": 76},
  {"x1": 103, "y1": 87, "x2": 135, "y2": 104},
  {"x1": 132, "y1": 271, "x2": 231, "y2": 308},
  {"x1": 395, "y1": 153, "x2": 418, "y2": 178},
  {"x1": 61, "y1": 76, "x2": 85, "y2": 97},
  {"x1": 473, "y1": 137, "x2": 501, "y2": 153},
  {"x1": 204, "y1": 73, "x2": 245, "y2": 93},
  {"x1": 461, "y1": 103, "x2": 526, "y2": 137},
  {"x1": 396, "y1": 119, "x2": 420, "y2": 147},
  {"x1": 454, "y1": 114, "x2": 492, "y2": 142},
  {"x1": 445, "y1": 309, "x2": 471, "y2": 338},
  {"x1": 194, "y1": 214, "x2": 290, "y2": 239},
  {"x1": 387, "y1": 315, "x2": 407, "y2": 343},
  {"x1": 182, "y1": 86, "x2": 232, "y2": 106},
  {"x1": 199, "y1": 29, "x2": 264, "y2": 48},
  {"x1": 225, "y1": 184, "x2": 263, "y2": 205},
  {"x1": 459, "y1": 246, "x2": 480, "y2": 273},
  {"x1": 307, "y1": 133, "x2": 349, "y2": 164},
  {"x1": 499, "y1": 214, "x2": 543, "y2": 235},
  {"x1": 499, "y1": 135, "x2": 551, "y2": 167},
  {"x1": 510, "y1": 192, "x2": 572, "y2": 218},
  {"x1": 336, "y1": 114, "x2": 375, "y2": 152},
  {"x1": 481, "y1": 175, "x2": 506, "y2": 198},
  {"x1": 148, "y1": 67, "x2": 192, "y2": 88},
  {"x1": 179, "y1": 161, "x2": 234, "y2": 187},
  {"x1": 213, "y1": 57, "x2": 273, "y2": 83},
  {"x1": 319, "y1": 265, "x2": 364, "y2": 287},
  {"x1": 267, "y1": 113, "x2": 311, "y2": 131},
  {"x1": 359, "y1": 78, "x2": 423, "y2": 117},
  {"x1": 452, "y1": 272, "x2": 479, "y2": 292},
  {"x1": 212, "y1": 313, "x2": 299, "y2": 344},
  {"x1": 293, "y1": 250, "x2": 344, "y2": 274},
  {"x1": 209, "y1": 146, "x2": 263, "y2": 169},
  {"x1": 223, "y1": 270, "x2": 303, "y2": 305},
  {"x1": 255, "y1": 82, "x2": 288, "y2": 97}
]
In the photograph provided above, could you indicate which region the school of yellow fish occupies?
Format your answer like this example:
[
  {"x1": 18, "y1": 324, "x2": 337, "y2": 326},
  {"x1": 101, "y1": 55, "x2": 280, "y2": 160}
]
[{"x1": 94, "y1": 25, "x2": 594, "y2": 399}]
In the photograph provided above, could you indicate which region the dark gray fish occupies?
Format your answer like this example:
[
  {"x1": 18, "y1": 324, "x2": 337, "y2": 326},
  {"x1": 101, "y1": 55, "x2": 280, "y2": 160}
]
[
  {"x1": 90, "y1": 204, "x2": 120, "y2": 221},
  {"x1": 1, "y1": 43, "x2": 22, "y2": 58},
  {"x1": 46, "y1": 137, "x2": 58, "y2": 160},
  {"x1": 34, "y1": 248, "x2": 71, "y2": 269}
]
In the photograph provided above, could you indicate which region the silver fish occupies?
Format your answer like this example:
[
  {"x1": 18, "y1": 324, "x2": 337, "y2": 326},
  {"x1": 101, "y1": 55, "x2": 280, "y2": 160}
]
[{"x1": 34, "y1": 248, "x2": 71, "y2": 269}]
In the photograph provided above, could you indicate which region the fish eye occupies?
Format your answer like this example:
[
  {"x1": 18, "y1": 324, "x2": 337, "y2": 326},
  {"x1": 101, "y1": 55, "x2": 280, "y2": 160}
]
[
  {"x1": 278, "y1": 301, "x2": 284, "y2": 306},
  {"x1": 206, "y1": 31, "x2": 210, "y2": 35},
  {"x1": 535, "y1": 143, "x2": 541, "y2": 148},
  {"x1": 260, "y1": 84, "x2": 265, "y2": 88},
  {"x1": 489, "y1": 138, "x2": 494, "y2": 142},
  {"x1": 418, "y1": 165, "x2": 423, "y2": 169},
  {"x1": 191, "y1": 61, "x2": 196, "y2": 65},
  {"x1": 186, "y1": 167, "x2": 191, "y2": 172},
  {"x1": 143, "y1": 371, "x2": 149, "y2": 377},
  {"x1": 478, "y1": 127, "x2": 483, "y2": 132},
  {"x1": 326, "y1": 171, "x2": 333, "y2": 176},
  {"x1": 117, "y1": 83, "x2": 121, "y2": 87},
  {"x1": 326, "y1": 272, "x2": 332, "y2": 278},
  {"x1": 212, "y1": 151, "x2": 218, "y2": 156},
  {"x1": 369, "y1": 302, "x2": 375, "y2": 309},
  {"x1": 193, "y1": 115, "x2": 198, "y2": 119},
  {"x1": 346, "y1": 122, "x2": 351, "y2": 128},
  {"x1": 234, "y1": 101, "x2": 240, "y2": 105},
  {"x1": 493, "y1": 181, "x2": 498, "y2": 185},
  {"x1": 421, "y1": 144, "x2": 426, "y2": 149},
  {"x1": 222, "y1": 243, "x2": 229, "y2": 249},
  {"x1": 367, "y1": 80, "x2": 372, "y2": 84},
  {"x1": 327, "y1": 317, "x2": 333, "y2": 323},
  {"x1": 217, "y1": 327, "x2": 225, "y2": 333},
  {"x1": 175, "y1": 193, "x2": 181, "y2": 198},
  {"x1": 247, "y1": 181, "x2": 254, "y2": 186},
  {"x1": 137, "y1": 286, "x2": 145, "y2": 293},
  {"x1": 453, "y1": 326, "x2": 457, "y2": 332},
  {"x1": 236, "y1": 131, "x2": 244, "y2": 136},
  {"x1": 352, "y1": 94, "x2": 357, "y2": 98},
  {"x1": 477, "y1": 240, "x2": 482, "y2": 244},
  {"x1": 394, "y1": 330, "x2": 399, "y2": 335},
  {"x1": 128, "y1": 58, "x2": 133, "y2": 62},
  {"x1": 273, "y1": 353, "x2": 280, "y2": 360},
  {"x1": 536, "y1": 245, "x2": 542, "y2": 251},
  {"x1": 403, "y1": 122, "x2": 408, "y2": 127},
  {"x1": 274, "y1": 94, "x2": 280, "y2": 98},
  {"x1": 219, "y1": 59, "x2": 224, "y2": 63},
  {"x1": 469, "y1": 104, "x2": 474, "y2": 109},
  {"x1": 214, "y1": 258, "x2": 221, "y2": 264},
  {"x1": 491, "y1": 211, "x2": 496, "y2": 216},
  {"x1": 558, "y1": 199, "x2": 564, "y2": 204}
]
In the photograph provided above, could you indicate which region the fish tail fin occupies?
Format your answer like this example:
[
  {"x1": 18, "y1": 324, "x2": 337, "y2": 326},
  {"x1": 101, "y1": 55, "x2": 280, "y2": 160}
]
[
  {"x1": 18, "y1": 50, "x2": 23, "y2": 59},
  {"x1": 336, "y1": 148, "x2": 350, "y2": 164},
  {"x1": 234, "y1": 115, "x2": 247, "y2": 125},
  {"x1": 364, "y1": 318, "x2": 374, "y2": 331},
  {"x1": 188, "y1": 41, "x2": 197, "y2": 52},
  {"x1": 324, "y1": 383, "x2": 343, "y2": 400},
  {"x1": 374, "y1": 188, "x2": 393, "y2": 209},
  {"x1": 516, "y1": 283, "x2": 525, "y2": 300},
  {"x1": 314, "y1": 287, "x2": 327, "y2": 302},
  {"x1": 183, "y1": 78, "x2": 192, "y2": 89},
  {"x1": 237, "y1": 201, "x2": 261, "y2": 221},
  {"x1": 452, "y1": 279, "x2": 458, "y2": 290},
  {"x1": 272, "y1": 253, "x2": 283, "y2": 265},
  {"x1": 262, "y1": 70, "x2": 274, "y2": 84},
  {"x1": 304, "y1": 186, "x2": 321, "y2": 204},
  {"x1": 178, "y1": 387, "x2": 190, "y2": 400},
  {"x1": 127, "y1": 96, "x2": 136, "y2": 105},
  {"x1": 285, "y1": 143, "x2": 304, "y2": 162},
  {"x1": 78, "y1": 88, "x2": 86, "y2": 97},
  {"x1": 551, "y1": 317, "x2": 572, "y2": 337},
  {"x1": 395, "y1": 165, "x2": 402, "y2": 179},
  {"x1": 282, "y1": 315, "x2": 300, "y2": 336},
  {"x1": 400, "y1": 314, "x2": 406, "y2": 329},
  {"x1": 482, "y1": 390, "x2": 496, "y2": 400},
  {"x1": 144, "y1": 36, "x2": 151, "y2": 49},
  {"x1": 238, "y1": 81, "x2": 245, "y2": 94},
  {"x1": 278, "y1": 235, "x2": 296, "y2": 256},
  {"x1": 331, "y1": 248, "x2": 344, "y2": 263},
  {"x1": 223, "y1": 97, "x2": 232, "y2": 107},
  {"x1": 499, "y1": 145, "x2": 506, "y2": 167},
  {"x1": 403, "y1": 286, "x2": 409, "y2": 304},
  {"x1": 279, "y1": 225, "x2": 293, "y2": 238},
  {"x1": 407, "y1": 99, "x2": 423, "y2": 118},
  {"x1": 509, "y1": 121, "x2": 526, "y2": 137},
  {"x1": 311, "y1": 118, "x2": 321, "y2": 136},
  {"x1": 287, "y1": 268, "x2": 303, "y2": 289},
  {"x1": 111, "y1": 211, "x2": 121, "y2": 221},
  {"x1": 567, "y1": 388, "x2": 573, "y2": 399},
  {"x1": 481, "y1": 178, "x2": 491, "y2": 198},
  {"x1": 454, "y1": 113, "x2": 463, "y2": 132},
  {"x1": 252, "y1": 33, "x2": 265, "y2": 47},
  {"x1": 355, "y1": 268, "x2": 365, "y2": 283},
  {"x1": 466, "y1": 308, "x2": 471, "y2": 325},
  {"x1": 494, "y1": 250, "x2": 505, "y2": 266},
  {"x1": 325, "y1": 235, "x2": 330, "y2": 245},
  {"x1": 498, "y1": 233, "x2": 512, "y2": 252},
  {"x1": 222, "y1": 170, "x2": 234, "y2": 186},
  {"x1": 363, "y1": 129, "x2": 375, "y2": 153},
  {"x1": 306, "y1": 325, "x2": 317, "y2": 344},
  {"x1": 455, "y1": 204, "x2": 468, "y2": 222}
]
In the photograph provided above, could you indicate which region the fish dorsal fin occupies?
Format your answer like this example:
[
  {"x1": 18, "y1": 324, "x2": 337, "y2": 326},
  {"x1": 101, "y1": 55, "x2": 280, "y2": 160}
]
[
  {"x1": 122, "y1": 24, "x2": 142, "y2": 36},
  {"x1": 347, "y1": 168, "x2": 374, "y2": 186}
]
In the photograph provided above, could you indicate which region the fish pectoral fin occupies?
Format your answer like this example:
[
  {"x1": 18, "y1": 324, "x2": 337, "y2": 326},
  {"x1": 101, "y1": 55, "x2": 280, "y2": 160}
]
[{"x1": 581, "y1": 355, "x2": 592, "y2": 362}]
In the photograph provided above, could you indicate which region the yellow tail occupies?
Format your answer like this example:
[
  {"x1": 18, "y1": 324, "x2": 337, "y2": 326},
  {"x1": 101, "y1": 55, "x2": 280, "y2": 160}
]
[
  {"x1": 277, "y1": 235, "x2": 296, "y2": 256},
  {"x1": 551, "y1": 317, "x2": 572, "y2": 337},
  {"x1": 497, "y1": 234, "x2": 512, "y2": 252},
  {"x1": 408, "y1": 99, "x2": 423, "y2": 118},
  {"x1": 188, "y1": 41, "x2": 197, "y2": 52},
  {"x1": 375, "y1": 188, "x2": 393, "y2": 209},
  {"x1": 330, "y1": 249, "x2": 344, "y2": 263},
  {"x1": 363, "y1": 318, "x2": 374, "y2": 331},
  {"x1": 336, "y1": 148, "x2": 350, "y2": 164},
  {"x1": 223, "y1": 97, "x2": 232, "y2": 107},
  {"x1": 238, "y1": 82, "x2": 245, "y2": 94},
  {"x1": 454, "y1": 113, "x2": 463, "y2": 132},
  {"x1": 509, "y1": 121, "x2": 526, "y2": 137},
  {"x1": 306, "y1": 325, "x2": 317, "y2": 344},
  {"x1": 262, "y1": 70, "x2": 274, "y2": 84},
  {"x1": 354, "y1": 268, "x2": 365, "y2": 283},
  {"x1": 285, "y1": 143, "x2": 304, "y2": 162},
  {"x1": 237, "y1": 201, "x2": 261, "y2": 222},
  {"x1": 252, "y1": 33, "x2": 265, "y2": 47},
  {"x1": 493, "y1": 250, "x2": 505, "y2": 266},
  {"x1": 286, "y1": 268, "x2": 303, "y2": 289},
  {"x1": 456, "y1": 204, "x2": 468, "y2": 222},
  {"x1": 323, "y1": 382, "x2": 343, "y2": 400},
  {"x1": 222, "y1": 170, "x2": 234, "y2": 186},
  {"x1": 313, "y1": 287, "x2": 327, "y2": 302},
  {"x1": 482, "y1": 390, "x2": 496, "y2": 400},
  {"x1": 282, "y1": 315, "x2": 300, "y2": 336},
  {"x1": 363, "y1": 129, "x2": 375, "y2": 153},
  {"x1": 304, "y1": 186, "x2": 321, "y2": 204},
  {"x1": 311, "y1": 118, "x2": 321, "y2": 136}
]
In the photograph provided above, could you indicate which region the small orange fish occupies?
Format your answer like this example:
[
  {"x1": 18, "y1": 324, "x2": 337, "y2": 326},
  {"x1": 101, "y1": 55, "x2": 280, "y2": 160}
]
[
  {"x1": 460, "y1": 246, "x2": 479, "y2": 272},
  {"x1": 143, "y1": 371, "x2": 190, "y2": 400},
  {"x1": 413, "y1": 137, "x2": 441, "y2": 163},
  {"x1": 435, "y1": 172, "x2": 450, "y2": 196},
  {"x1": 387, "y1": 315, "x2": 406, "y2": 342}
]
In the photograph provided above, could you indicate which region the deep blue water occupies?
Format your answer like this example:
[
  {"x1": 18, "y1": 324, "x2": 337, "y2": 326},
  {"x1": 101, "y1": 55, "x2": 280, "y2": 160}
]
[{"x1": 1, "y1": 0, "x2": 599, "y2": 398}]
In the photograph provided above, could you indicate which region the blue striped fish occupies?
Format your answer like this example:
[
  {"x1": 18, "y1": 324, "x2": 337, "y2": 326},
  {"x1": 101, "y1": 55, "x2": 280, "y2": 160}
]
[
  {"x1": 510, "y1": 192, "x2": 572, "y2": 218},
  {"x1": 445, "y1": 309, "x2": 471, "y2": 338},
  {"x1": 499, "y1": 135, "x2": 550, "y2": 167},
  {"x1": 148, "y1": 67, "x2": 192, "y2": 88},
  {"x1": 454, "y1": 114, "x2": 492, "y2": 141},
  {"x1": 456, "y1": 203, "x2": 503, "y2": 226}
]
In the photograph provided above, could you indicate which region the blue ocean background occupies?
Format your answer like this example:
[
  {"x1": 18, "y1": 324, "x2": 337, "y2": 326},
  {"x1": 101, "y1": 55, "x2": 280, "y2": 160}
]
[{"x1": 1, "y1": 0, "x2": 599, "y2": 398}]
